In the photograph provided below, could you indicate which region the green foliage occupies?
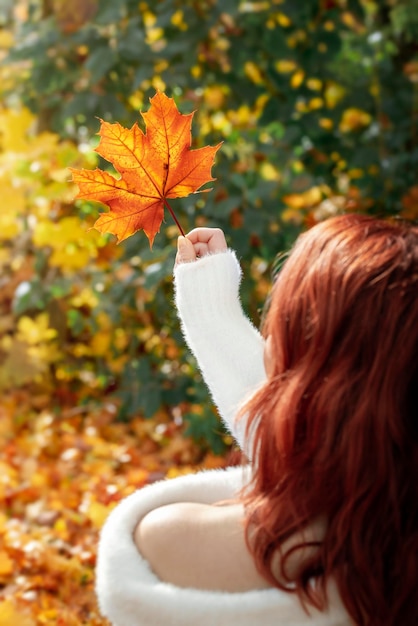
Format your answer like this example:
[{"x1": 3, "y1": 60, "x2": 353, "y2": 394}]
[{"x1": 0, "y1": 0, "x2": 417, "y2": 452}]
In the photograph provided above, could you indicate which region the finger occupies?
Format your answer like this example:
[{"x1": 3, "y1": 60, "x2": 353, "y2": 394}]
[
  {"x1": 186, "y1": 228, "x2": 227, "y2": 253},
  {"x1": 186, "y1": 228, "x2": 221, "y2": 244},
  {"x1": 206, "y1": 229, "x2": 227, "y2": 253},
  {"x1": 176, "y1": 236, "x2": 197, "y2": 264},
  {"x1": 193, "y1": 242, "x2": 210, "y2": 257}
]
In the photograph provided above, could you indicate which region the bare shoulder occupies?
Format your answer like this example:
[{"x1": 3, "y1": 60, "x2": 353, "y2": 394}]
[{"x1": 133, "y1": 501, "x2": 272, "y2": 592}]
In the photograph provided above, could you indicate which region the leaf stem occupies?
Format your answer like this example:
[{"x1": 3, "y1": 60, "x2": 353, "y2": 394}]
[{"x1": 164, "y1": 199, "x2": 185, "y2": 237}]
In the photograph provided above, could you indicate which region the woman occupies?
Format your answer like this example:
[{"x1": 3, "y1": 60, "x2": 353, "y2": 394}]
[{"x1": 96, "y1": 214, "x2": 418, "y2": 626}]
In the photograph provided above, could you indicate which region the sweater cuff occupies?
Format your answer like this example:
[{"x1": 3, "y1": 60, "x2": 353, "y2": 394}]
[{"x1": 174, "y1": 249, "x2": 243, "y2": 324}]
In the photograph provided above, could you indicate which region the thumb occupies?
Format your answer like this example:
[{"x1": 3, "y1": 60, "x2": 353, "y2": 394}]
[{"x1": 176, "y1": 236, "x2": 196, "y2": 263}]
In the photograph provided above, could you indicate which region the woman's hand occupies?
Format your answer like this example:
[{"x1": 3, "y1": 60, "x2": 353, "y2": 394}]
[{"x1": 175, "y1": 228, "x2": 227, "y2": 266}]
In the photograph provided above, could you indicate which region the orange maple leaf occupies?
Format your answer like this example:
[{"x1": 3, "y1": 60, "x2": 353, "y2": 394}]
[{"x1": 70, "y1": 91, "x2": 222, "y2": 246}]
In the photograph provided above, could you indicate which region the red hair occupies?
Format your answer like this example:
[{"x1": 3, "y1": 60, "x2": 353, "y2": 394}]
[{"x1": 241, "y1": 214, "x2": 418, "y2": 625}]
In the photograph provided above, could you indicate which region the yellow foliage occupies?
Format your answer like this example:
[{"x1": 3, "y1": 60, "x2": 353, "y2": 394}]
[
  {"x1": 128, "y1": 91, "x2": 145, "y2": 110},
  {"x1": 275, "y1": 59, "x2": 297, "y2": 73},
  {"x1": 286, "y1": 29, "x2": 307, "y2": 48},
  {"x1": 33, "y1": 216, "x2": 101, "y2": 271},
  {"x1": 89, "y1": 314, "x2": 113, "y2": 355},
  {"x1": 33, "y1": 217, "x2": 80, "y2": 246},
  {"x1": 0, "y1": 107, "x2": 34, "y2": 152},
  {"x1": 259, "y1": 162, "x2": 281, "y2": 181},
  {"x1": 0, "y1": 601, "x2": 35, "y2": 626},
  {"x1": 171, "y1": 10, "x2": 187, "y2": 30},
  {"x1": 0, "y1": 185, "x2": 26, "y2": 239},
  {"x1": 142, "y1": 9, "x2": 157, "y2": 27},
  {"x1": 291, "y1": 69, "x2": 305, "y2": 88},
  {"x1": 307, "y1": 78, "x2": 322, "y2": 91},
  {"x1": 324, "y1": 82, "x2": 346, "y2": 108},
  {"x1": 17, "y1": 314, "x2": 57, "y2": 346},
  {"x1": 0, "y1": 30, "x2": 14, "y2": 50},
  {"x1": 9, "y1": 315, "x2": 62, "y2": 374},
  {"x1": 71, "y1": 343, "x2": 92, "y2": 358},
  {"x1": 255, "y1": 93, "x2": 269, "y2": 113},
  {"x1": 146, "y1": 27, "x2": 165, "y2": 47},
  {"x1": 281, "y1": 208, "x2": 304, "y2": 225},
  {"x1": 227, "y1": 105, "x2": 259, "y2": 128},
  {"x1": 0, "y1": 340, "x2": 44, "y2": 388},
  {"x1": 292, "y1": 160, "x2": 305, "y2": 173},
  {"x1": 341, "y1": 11, "x2": 365, "y2": 33},
  {"x1": 295, "y1": 100, "x2": 308, "y2": 113},
  {"x1": 151, "y1": 75, "x2": 166, "y2": 92},
  {"x1": 90, "y1": 332, "x2": 112, "y2": 357},
  {"x1": 213, "y1": 35, "x2": 230, "y2": 52},
  {"x1": 51, "y1": 245, "x2": 93, "y2": 270},
  {"x1": 282, "y1": 186, "x2": 323, "y2": 209},
  {"x1": 154, "y1": 60, "x2": 169, "y2": 74},
  {"x1": 275, "y1": 12, "x2": 292, "y2": 27},
  {"x1": 319, "y1": 117, "x2": 334, "y2": 130},
  {"x1": 203, "y1": 86, "x2": 227, "y2": 110},
  {"x1": 348, "y1": 168, "x2": 364, "y2": 179},
  {"x1": 0, "y1": 109, "x2": 58, "y2": 175},
  {"x1": 108, "y1": 354, "x2": 129, "y2": 374},
  {"x1": 339, "y1": 108, "x2": 372, "y2": 132},
  {"x1": 114, "y1": 328, "x2": 129, "y2": 351},
  {"x1": 70, "y1": 287, "x2": 99, "y2": 309},
  {"x1": 191, "y1": 64, "x2": 202, "y2": 78},
  {"x1": 244, "y1": 61, "x2": 264, "y2": 85},
  {"x1": 209, "y1": 111, "x2": 232, "y2": 135},
  {"x1": 309, "y1": 97, "x2": 324, "y2": 110}
]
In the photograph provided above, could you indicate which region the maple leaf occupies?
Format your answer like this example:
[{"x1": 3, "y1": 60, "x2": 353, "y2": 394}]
[{"x1": 70, "y1": 92, "x2": 222, "y2": 246}]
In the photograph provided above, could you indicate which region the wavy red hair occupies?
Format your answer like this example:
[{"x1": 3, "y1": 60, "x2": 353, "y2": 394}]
[{"x1": 241, "y1": 214, "x2": 418, "y2": 626}]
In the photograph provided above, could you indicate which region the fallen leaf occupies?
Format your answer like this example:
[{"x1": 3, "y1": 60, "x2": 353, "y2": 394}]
[
  {"x1": 86, "y1": 501, "x2": 111, "y2": 530},
  {"x1": 0, "y1": 600, "x2": 35, "y2": 626},
  {"x1": 0, "y1": 550, "x2": 13, "y2": 576},
  {"x1": 71, "y1": 91, "x2": 222, "y2": 246}
]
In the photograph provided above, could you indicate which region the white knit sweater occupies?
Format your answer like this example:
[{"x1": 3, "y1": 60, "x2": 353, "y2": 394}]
[{"x1": 95, "y1": 250, "x2": 352, "y2": 626}]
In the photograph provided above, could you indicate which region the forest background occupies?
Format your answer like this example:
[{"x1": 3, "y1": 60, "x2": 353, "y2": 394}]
[{"x1": 0, "y1": 0, "x2": 417, "y2": 623}]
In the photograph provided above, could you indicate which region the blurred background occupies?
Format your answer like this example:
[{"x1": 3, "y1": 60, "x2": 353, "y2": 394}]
[{"x1": 0, "y1": 0, "x2": 416, "y2": 623}]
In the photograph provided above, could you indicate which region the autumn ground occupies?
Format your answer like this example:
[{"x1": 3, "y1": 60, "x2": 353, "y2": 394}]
[{"x1": 0, "y1": 391, "x2": 231, "y2": 625}]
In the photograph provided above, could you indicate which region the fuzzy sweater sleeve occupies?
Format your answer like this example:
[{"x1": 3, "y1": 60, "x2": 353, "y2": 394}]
[{"x1": 174, "y1": 250, "x2": 266, "y2": 454}]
